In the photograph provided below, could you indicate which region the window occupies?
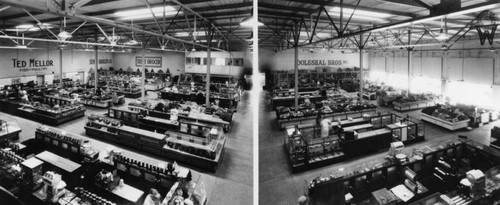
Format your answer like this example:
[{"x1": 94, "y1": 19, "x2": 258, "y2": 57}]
[
  {"x1": 233, "y1": 58, "x2": 244, "y2": 66},
  {"x1": 194, "y1": 58, "x2": 201, "y2": 65},
  {"x1": 203, "y1": 58, "x2": 216, "y2": 65},
  {"x1": 186, "y1": 58, "x2": 192, "y2": 64}
]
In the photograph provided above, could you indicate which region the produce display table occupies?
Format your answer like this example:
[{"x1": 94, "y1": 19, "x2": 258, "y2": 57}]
[
  {"x1": 271, "y1": 96, "x2": 326, "y2": 110},
  {"x1": 277, "y1": 109, "x2": 376, "y2": 129},
  {"x1": 159, "y1": 91, "x2": 238, "y2": 110},
  {"x1": 420, "y1": 113, "x2": 470, "y2": 131},
  {"x1": 393, "y1": 100, "x2": 436, "y2": 112}
]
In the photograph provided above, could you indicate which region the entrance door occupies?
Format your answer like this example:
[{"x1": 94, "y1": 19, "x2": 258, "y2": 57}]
[{"x1": 36, "y1": 75, "x2": 44, "y2": 85}]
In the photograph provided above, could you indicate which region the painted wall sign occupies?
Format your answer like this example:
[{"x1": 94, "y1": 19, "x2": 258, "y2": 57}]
[
  {"x1": 297, "y1": 59, "x2": 348, "y2": 66},
  {"x1": 135, "y1": 56, "x2": 162, "y2": 67},
  {"x1": 12, "y1": 58, "x2": 54, "y2": 72},
  {"x1": 89, "y1": 59, "x2": 113, "y2": 64}
]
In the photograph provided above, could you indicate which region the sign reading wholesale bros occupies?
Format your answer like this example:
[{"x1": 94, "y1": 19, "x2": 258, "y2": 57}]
[
  {"x1": 297, "y1": 59, "x2": 348, "y2": 66},
  {"x1": 135, "y1": 56, "x2": 162, "y2": 67},
  {"x1": 12, "y1": 58, "x2": 54, "y2": 72}
]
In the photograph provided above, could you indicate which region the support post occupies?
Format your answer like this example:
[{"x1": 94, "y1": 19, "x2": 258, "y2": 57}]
[
  {"x1": 206, "y1": 45, "x2": 211, "y2": 107},
  {"x1": 141, "y1": 50, "x2": 146, "y2": 100},
  {"x1": 94, "y1": 30, "x2": 98, "y2": 90},
  {"x1": 441, "y1": 51, "x2": 449, "y2": 100},
  {"x1": 294, "y1": 45, "x2": 299, "y2": 109},
  {"x1": 408, "y1": 29, "x2": 412, "y2": 95},
  {"x1": 59, "y1": 47, "x2": 63, "y2": 89},
  {"x1": 359, "y1": 33, "x2": 364, "y2": 102}
]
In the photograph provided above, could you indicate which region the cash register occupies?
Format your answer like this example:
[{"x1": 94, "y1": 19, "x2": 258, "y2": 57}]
[{"x1": 40, "y1": 171, "x2": 67, "y2": 203}]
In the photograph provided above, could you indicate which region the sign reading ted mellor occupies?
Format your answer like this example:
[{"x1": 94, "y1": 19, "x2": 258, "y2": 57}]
[
  {"x1": 135, "y1": 56, "x2": 162, "y2": 67},
  {"x1": 297, "y1": 59, "x2": 348, "y2": 66},
  {"x1": 12, "y1": 58, "x2": 54, "y2": 72}
]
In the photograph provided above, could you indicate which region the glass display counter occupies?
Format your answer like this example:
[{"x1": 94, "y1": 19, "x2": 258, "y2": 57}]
[
  {"x1": 284, "y1": 126, "x2": 344, "y2": 173},
  {"x1": 85, "y1": 114, "x2": 226, "y2": 172}
]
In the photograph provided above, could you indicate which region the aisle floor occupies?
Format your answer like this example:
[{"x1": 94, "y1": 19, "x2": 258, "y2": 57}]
[
  {"x1": 2, "y1": 91, "x2": 253, "y2": 205},
  {"x1": 259, "y1": 92, "x2": 499, "y2": 205}
]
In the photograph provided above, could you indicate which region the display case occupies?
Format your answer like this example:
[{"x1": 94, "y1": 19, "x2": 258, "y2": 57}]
[
  {"x1": 393, "y1": 95, "x2": 437, "y2": 112},
  {"x1": 284, "y1": 129, "x2": 307, "y2": 168},
  {"x1": 421, "y1": 105, "x2": 471, "y2": 131},
  {"x1": 0, "y1": 118, "x2": 21, "y2": 141},
  {"x1": 271, "y1": 90, "x2": 326, "y2": 110},
  {"x1": 85, "y1": 114, "x2": 226, "y2": 172},
  {"x1": 284, "y1": 113, "x2": 426, "y2": 172},
  {"x1": 277, "y1": 102, "x2": 377, "y2": 129},
  {"x1": 75, "y1": 89, "x2": 125, "y2": 108},
  {"x1": 107, "y1": 107, "x2": 140, "y2": 127},
  {"x1": 284, "y1": 126, "x2": 344, "y2": 173},
  {"x1": 307, "y1": 138, "x2": 468, "y2": 204},
  {"x1": 16, "y1": 102, "x2": 85, "y2": 125},
  {"x1": 386, "y1": 117, "x2": 425, "y2": 145}
]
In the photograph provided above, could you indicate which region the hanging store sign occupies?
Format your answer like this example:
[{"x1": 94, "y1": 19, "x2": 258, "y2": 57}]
[
  {"x1": 89, "y1": 58, "x2": 113, "y2": 64},
  {"x1": 135, "y1": 56, "x2": 162, "y2": 67},
  {"x1": 297, "y1": 59, "x2": 348, "y2": 66},
  {"x1": 11, "y1": 58, "x2": 54, "y2": 72}
]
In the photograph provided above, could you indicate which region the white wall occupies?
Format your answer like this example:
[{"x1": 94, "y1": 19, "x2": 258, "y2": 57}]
[
  {"x1": 368, "y1": 50, "x2": 497, "y2": 85},
  {"x1": 368, "y1": 48, "x2": 500, "y2": 109},
  {"x1": 263, "y1": 49, "x2": 369, "y2": 71},
  {"x1": 185, "y1": 51, "x2": 250, "y2": 76},
  {"x1": 0, "y1": 48, "x2": 112, "y2": 85},
  {"x1": 113, "y1": 50, "x2": 185, "y2": 76}
]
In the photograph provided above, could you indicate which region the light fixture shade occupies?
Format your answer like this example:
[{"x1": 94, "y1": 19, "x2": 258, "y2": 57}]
[
  {"x1": 240, "y1": 16, "x2": 264, "y2": 27},
  {"x1": 14, "y1": 45, "x2": 28, "y2": 49},
  {"x1": 58, "y1": 31, "x2": 72, "y2": 40},
  {"x1": 435, "y1": 29, "x2": 449, "y2": 40},
  {"x1": 124, "y1": 39, "x2": 140, "y2": 45}
]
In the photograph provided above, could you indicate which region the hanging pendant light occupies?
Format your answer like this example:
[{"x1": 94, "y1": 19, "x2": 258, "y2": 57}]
[
  {"x1": 124, "y1": 19, "x2": 141, "y2": 46},
  {"x1": 58, "y1": 17, "x2": 72, "y2": 41},
  {"x1": 435, "y1": 17, "x2": 449, "y2": 41}
]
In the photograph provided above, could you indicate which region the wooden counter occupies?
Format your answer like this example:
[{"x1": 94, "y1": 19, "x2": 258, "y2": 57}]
[{"x1": 342, "y1": 128, "x2": 392, "y2": 158}]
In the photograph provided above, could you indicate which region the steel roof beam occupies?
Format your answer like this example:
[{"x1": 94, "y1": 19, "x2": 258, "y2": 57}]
[{"x1": 0, "y1": 0, "x2": 227, "y2": 51}]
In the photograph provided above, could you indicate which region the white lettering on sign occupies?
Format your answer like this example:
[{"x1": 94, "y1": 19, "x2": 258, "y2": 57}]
[
  {"x1": 89, "y1": 59, "x2": 113, "y2": 64},
  {"x1": 297, "y1": 59, "x2": 348, "y2": 66},
  {"x1": 135, "y1": 56, "x2": 162, "y2": 67}
]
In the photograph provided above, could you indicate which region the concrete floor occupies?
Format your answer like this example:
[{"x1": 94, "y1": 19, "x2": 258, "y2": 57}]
[
  {"x1": 259, "y1": 92, "x2": 499, "y2": 205},
  {"x1": 3, "y1": 91, "x2": 253, "y2": 205}
]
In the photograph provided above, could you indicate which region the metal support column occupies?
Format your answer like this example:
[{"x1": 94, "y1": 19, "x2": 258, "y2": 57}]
[
  {"x1": 206, "y1": 46, "x2": 212, "y2": 107},
  {"x1": 94, "y1": 30, "x2": 98, "y2": 90},
  {"x1": 359, "y1": 33, "x2": 364, "y2": 102},
  {"x1": 59, "y1": 47, "x2": 63, "y2": 89},
  {"x1": 294, "y1": 45, "x2": 299, "y2": 109},
  {"x1": 141, "y1": 50, "x2": 146, "y2": 100},
  {"x1": 407, "y1": 30, "x2": 412, "y2": 95},
  {"x1": 441, "y1": 51, "x2": 449, "y2": 98}
]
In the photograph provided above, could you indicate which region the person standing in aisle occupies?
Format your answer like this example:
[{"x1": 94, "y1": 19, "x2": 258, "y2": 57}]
[{"x1": 320, "y1": 118, "x2": 332, "y2": 138}]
